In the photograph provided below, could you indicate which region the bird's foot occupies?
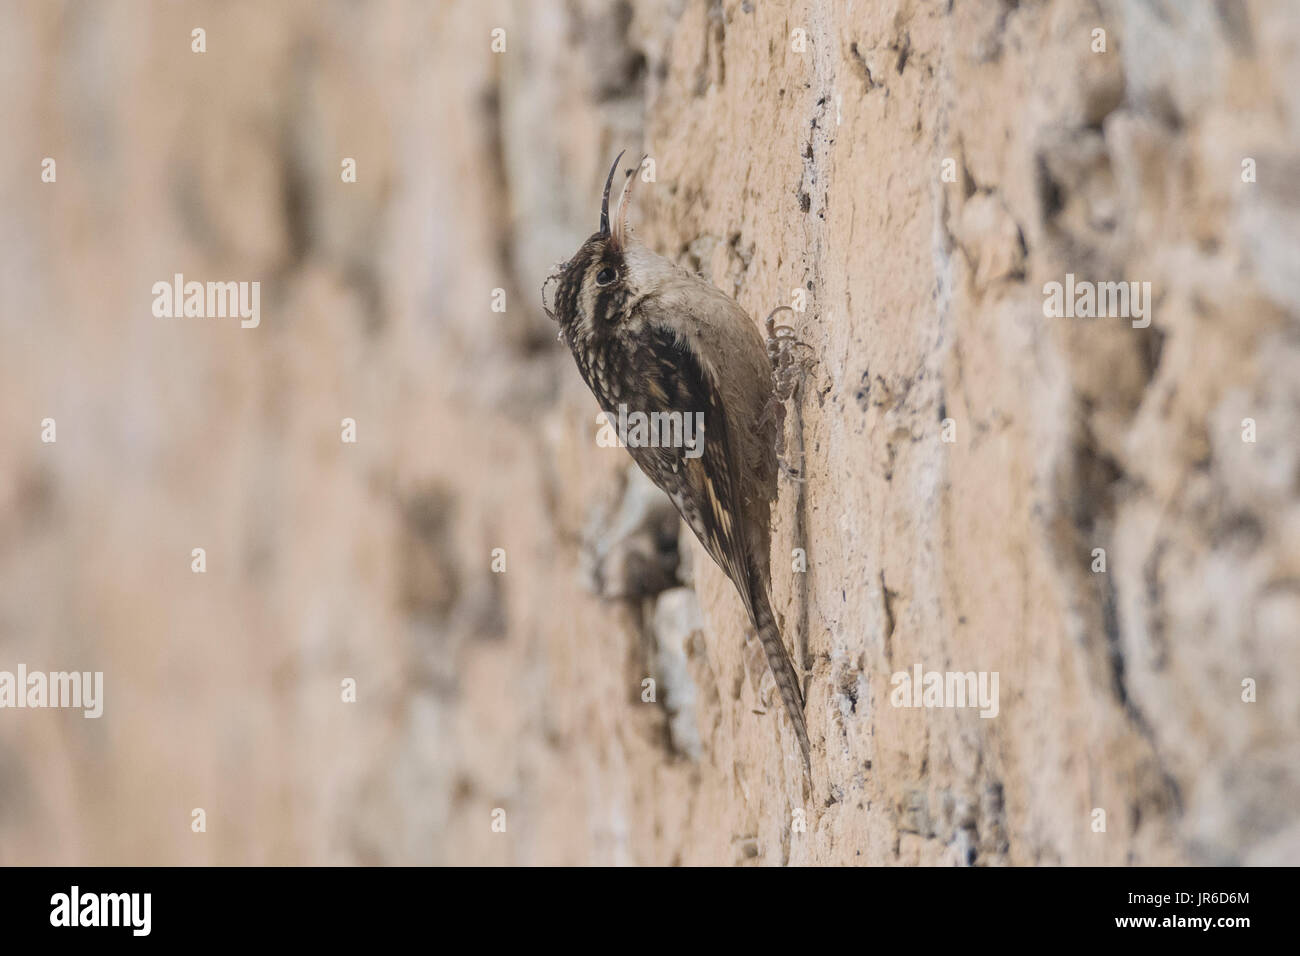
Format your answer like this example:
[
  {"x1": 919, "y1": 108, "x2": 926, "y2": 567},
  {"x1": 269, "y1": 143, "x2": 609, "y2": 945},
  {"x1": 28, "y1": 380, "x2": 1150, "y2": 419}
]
[{"x1": 764, "y1": 307, "x2": 817, "y2": 479}]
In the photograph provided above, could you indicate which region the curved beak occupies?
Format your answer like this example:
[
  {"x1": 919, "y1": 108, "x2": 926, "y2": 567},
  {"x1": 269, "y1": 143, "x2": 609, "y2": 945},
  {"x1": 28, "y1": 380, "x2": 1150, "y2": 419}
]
[{"x1": 598, "y1": 150, "x2": 626, "y2": 236}]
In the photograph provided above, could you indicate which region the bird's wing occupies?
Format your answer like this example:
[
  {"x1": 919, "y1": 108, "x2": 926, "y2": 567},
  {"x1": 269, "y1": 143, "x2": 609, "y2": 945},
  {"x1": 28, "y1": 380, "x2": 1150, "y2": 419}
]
[{"x1": 621, "y1": 323, "x2": 755, "y2": 611}]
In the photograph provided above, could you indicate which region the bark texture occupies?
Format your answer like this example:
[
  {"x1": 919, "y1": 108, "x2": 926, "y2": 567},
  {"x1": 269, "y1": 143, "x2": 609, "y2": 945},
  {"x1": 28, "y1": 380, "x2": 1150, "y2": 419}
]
[{"x1": 1, "y1": 0, "x2": 1297, "y2": 865}]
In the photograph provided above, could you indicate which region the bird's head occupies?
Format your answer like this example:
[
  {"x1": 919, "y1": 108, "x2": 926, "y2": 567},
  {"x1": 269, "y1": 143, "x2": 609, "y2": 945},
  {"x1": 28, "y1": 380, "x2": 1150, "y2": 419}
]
[{"x1": 543, "y1": 151, "x2": 645, "y2": 340}]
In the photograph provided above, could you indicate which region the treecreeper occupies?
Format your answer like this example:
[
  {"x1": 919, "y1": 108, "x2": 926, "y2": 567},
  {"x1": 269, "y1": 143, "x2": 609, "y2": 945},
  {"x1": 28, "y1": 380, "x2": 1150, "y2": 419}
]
[{"x1": 544, "y1": 152, "x2": 812, "y2": 777}]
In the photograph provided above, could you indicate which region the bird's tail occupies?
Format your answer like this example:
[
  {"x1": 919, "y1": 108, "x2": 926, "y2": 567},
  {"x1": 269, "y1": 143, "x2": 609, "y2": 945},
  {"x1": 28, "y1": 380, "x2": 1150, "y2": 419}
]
[{"x1": 748, "y1": 585, "x2": 811, "y2": 776}]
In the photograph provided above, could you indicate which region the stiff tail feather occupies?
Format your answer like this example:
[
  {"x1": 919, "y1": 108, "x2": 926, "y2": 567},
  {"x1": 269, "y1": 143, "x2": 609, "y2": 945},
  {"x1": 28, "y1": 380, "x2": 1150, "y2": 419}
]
[{"x1": 749, "y1": 589, "x2": 811, "y2": 776}]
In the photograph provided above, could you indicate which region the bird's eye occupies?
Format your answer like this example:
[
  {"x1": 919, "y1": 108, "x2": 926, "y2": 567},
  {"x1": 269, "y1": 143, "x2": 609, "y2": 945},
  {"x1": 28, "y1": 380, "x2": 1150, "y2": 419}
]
[{"x1": 596, "y1": 267, "x2": 617, "y2": 286}]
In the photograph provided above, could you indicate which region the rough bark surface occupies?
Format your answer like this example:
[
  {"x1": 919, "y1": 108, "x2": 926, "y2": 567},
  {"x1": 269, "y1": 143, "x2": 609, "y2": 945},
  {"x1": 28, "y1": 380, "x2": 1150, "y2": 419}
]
[{"x1": 1, "y1": 0, "x2": 1297, "y2": 865}]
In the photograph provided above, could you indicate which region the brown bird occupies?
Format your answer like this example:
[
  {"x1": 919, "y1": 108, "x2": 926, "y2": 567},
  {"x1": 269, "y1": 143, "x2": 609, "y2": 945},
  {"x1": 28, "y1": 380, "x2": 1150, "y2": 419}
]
[{"x1": 544, "y1": 152, "x2": 811, "y2": 775}]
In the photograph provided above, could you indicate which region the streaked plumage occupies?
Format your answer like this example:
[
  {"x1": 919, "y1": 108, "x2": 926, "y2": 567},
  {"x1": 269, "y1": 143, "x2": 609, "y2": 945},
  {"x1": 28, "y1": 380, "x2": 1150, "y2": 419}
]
[{"x1": 545, "y1": 153, "x2": 811, "y2": 774}]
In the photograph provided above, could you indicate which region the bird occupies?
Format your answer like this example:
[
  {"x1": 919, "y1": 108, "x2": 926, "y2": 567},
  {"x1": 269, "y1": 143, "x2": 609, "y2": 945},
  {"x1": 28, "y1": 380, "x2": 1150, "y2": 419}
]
[{"x1": 544, "y1": 151, "x2": 811, "y2": 775}]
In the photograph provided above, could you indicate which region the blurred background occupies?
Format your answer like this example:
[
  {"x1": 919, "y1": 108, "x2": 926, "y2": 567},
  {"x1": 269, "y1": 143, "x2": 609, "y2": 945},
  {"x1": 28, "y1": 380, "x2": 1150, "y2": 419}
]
[{"x1": 1, "y1": 0, "x2": 1298, "y2": 865}]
